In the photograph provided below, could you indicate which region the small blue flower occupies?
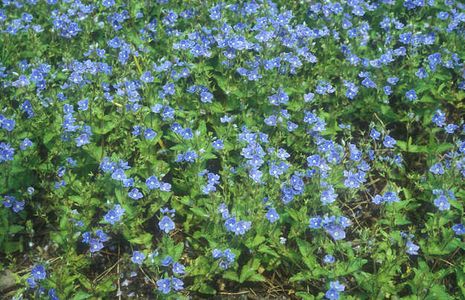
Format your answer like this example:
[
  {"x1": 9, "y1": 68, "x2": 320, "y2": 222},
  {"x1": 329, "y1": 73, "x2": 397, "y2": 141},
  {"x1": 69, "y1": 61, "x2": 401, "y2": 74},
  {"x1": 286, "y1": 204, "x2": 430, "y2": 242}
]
[
  {"x1": 157, "y1": 278, "x2": 171, "y2": 294},
  {"x1": 144, "y1": 128, "x2": 157, "y2": 140},
  {"x1": 172, "y1": 277, "x2": 184, "y2": 291},
  {"x1": 321, "y1": 186, "x2": 338, "y2": 205},
  {"x1": 372, "y1": 194, "x2": 384, "y2": 205},
  {"x1": 131, "y1": 251, "x2": 146, "y2": 265},
  {"x1": 309, "y1": 217, "x2": 322, "y2": 229},
  {"x1": 323, "y1": 254, "x2": 335, "y2": 264},
  {"x1": 370, "y1": 128, "x2": 381, "y2": 140},
  {"x1": 265, "y1": 208, "x2": 279, "y2": 223},
  {"x1": 128, "y1": 188, "x2": 143, "y2": 200},
  {"x1": 200, "y1": 91, "x2": 213, "y2": 103},
  {"x1": 159, "y1": 216, "x2": 175, "y2": 234},
  {"x1": 103, "y1": 204, "x2": 125, "y2": 225},
  {"x1": 383, "y1": 135, "x2": 396, "y2": 148},
  {"x1": 26, "y1": 277, "x2": 36, "y2": 288},
  {"x1": 172, "y1": 262, "x2": 185, "y2": 275},
  {"x1": 429, "y1": 163, "x2": 444, "y2": 175},
  {"x1": 405, "y1": 89, "x2": 417, "y2": 101},
  {"x1": 434, "y1": 195, "x2": 450, "y2": 211},
  {"x1": 2, "y1": 118, "x2": 15, "y2": 132},
  {"x1": 89, "y1": 238, "x2": 104, "y2": 253},
  {"x1": 325, "y1": 288, "x2": 339, "y2": 300},
  {"x1": 445, "y1": 124, "x2": 459, "y2": 134},
  {"x1": 146, "y1": 176, "x2": 160, "y2": 190},
  {"x1": 102, "y1": 0, "x2": 115, "y2": 8},
  {"x1": 161, "y1": 256, "x2": 173, "y2": 267},
  {"x1": 48, "y1": 288, "x2": 59, "y2": 300},
  {"x1": 111, "y1": 169, "x2": 126, "y2": 181},
  {"x1": 212, "y1": 139, "x2": 224, "y2": 150},
  {"x1": 31, "y1": 265, "x2": 46, "y2": 280},
  {"x1": 212, "y1": 249, "x2": 223, "y2": 259},
  {"x1": 12, "y1": 200, "x2": 25, "y2": 213},
  {"x1": 324, "y1": 224, "x2": 346, "y2": 240},
  {"x1": 96, "y1": 230, "x2": 109, "y2": 242},
  {"x1": 452, "y1": 224, "x2": 465, "y2": 235},
  {"x1": 383, "y1": 191, "x2": 399, "y2": 203},
  {"x1": 432, "y1": 110, "x2": 446, "y2": 127},
  {"x1": 75, "y1": 134, "x2": 90, "y2": 147},
  {"x1": 406, "y1": 240, "x2": 420, "y2": 255},
  {"x1": 20, "y1": 138, "x2": 33, "y2": 150},
  {"x1": 325, "y1": 281, "x2": 344, "y2": 300},
  {"x1": 77, "y1": 99, "x2": 88, "y2": 111}
]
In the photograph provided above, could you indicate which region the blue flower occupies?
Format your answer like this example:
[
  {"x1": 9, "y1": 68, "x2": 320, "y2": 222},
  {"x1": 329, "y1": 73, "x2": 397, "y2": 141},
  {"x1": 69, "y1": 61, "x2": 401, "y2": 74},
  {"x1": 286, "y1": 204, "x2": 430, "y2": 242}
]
[
  {"x1": 323, "y1": 254, "x2": 335, "y2": 264},
  {"x1": 111, "y1": 168, "x2": 126, "y2": 181},
  {"x1": 172, "y1": 277, "x2": 184, "y2": 291},
  {"x1": 141, "y1": 71, "x2": 154, "y2": 83},
  {"x1": 89, "y1": 238, "x2": 104, "y2": 253},
  {"x1": 48, "y1": 288, "x2": 59, "y2": 300},
  {"x1": 452, "y1": 224, "x2": 465, "y2": 235},
  {"x1": 383, "y1": 191, "x2": 399, "y2": 203},
  {"x1": 146, "y1": 175, "x2": 160, "y2": 190},
  {"x1": 128, "y1": 188, "x2": 143, "y2": 200},
  {"x1": 103, "y1": 204, "x2": 125, "y2": 225},
  {"x1": 2, "y1": 118, "x2": 15, "y2": 132},
  {"x1": 372, "y1": 194, "x2": 384, "y2": 205},
  {"x1": 75, "y1": 134, "x2": 90, "y2": 147},
  {"x1": 223, "y1": 249, "x2": 235, "y2": 262},
  {"x1": 161, "y1": 256, "x2": 173, "y2": 266},
  {"x1": 370, "y1": 128, "x2": 381, "y2": 140},
  {"x1": 445, "y1": 124, "x2": 459, "y2": 134},
  {"x1": 212, "y1": 249, "x2": 223, "y2": 259},
  {"x1": 12, "y1": 200, "x2": 25, "y2": 213},
  {"x1": 324, "y1": 224, "x2": 346, "y2": 240},
  {"x1": 77, "y1": 99, "x2": 88, "y2": 111},
  {"x1": 429, "y1": 163, "x2": 444, "y2": 175},
  {"x1": 325, "y1": 289, "x2": 339, "y2": 300},
  {"x1": 157, "y1": 278, "x2": 171, "y2": 294},
  {"x1": 96, "y1": 230, "x2": 109, "y2": 242},
  {"x1": 31, "y1": 265, "x2": 46, "y2": 280},
  {"x1": 172, "y1": 262, "x2": 185, "y2": 275},
  {"x1": 307, "y1": 154, "x2": 321, "y2": 167},
  {"x1": 383, "y1": 135, "x2": 396, "y2": 148},
  {"x1": 26, "y1": 277, "x2": 36, "y2": 288},
  {"x1": 406, "y1": 240, "x2": 420, "y2": 255},
  {"x1": 0, "y1": 142, "x2": 15, "y2": 162},
  {"x1": 432, "y1": 110, "x2": 446, "y2": 127},
  {"x1": 309, "y1": 217, "x2": 322, "y2": 229},
  {"x1": 405, "y1": 89, "x2": 417, "y2": 101},
  {"x1": 213, "y1": 248, "x2": 236, "y2": 269},
  {"x1": 212, "y1": 139, "x2": 224, "y2": 150},
  {"x1": 20, "y1": 138, "x2": 33, "y2": 150},
  {"x1": 265, "y1": 208, "x2": 279, "y2": 223},
  {"x1": 2, "y1": 195, "x2": 14, "y2": 208},
  {"x1": 428, "y1": 53, "x2": 442, "y2": 71},
  {"x1": 321, "y1": 186, "x2": 338, "y2": 205},
  {"x1": 159, "y1": 216, "x2": 175, "y2": 234},
  {"x1": 144, "y1": 128, "x2": 157, "y2": 140},
  {"x1": 434, "y1": 195, "x2": 450, "y2": 211},
  {"x1": 200, "y1": 91, "x2": 213, "y2": 103},
  {"x1": 102, "y1": 0, "x2": 115, "y2": 8},
  {"x1": 325, "y1": 281, "x2": 344, "y2": 300},
  {"x1": 131, "y1": 251, "x2": 146, "y2": 265}
]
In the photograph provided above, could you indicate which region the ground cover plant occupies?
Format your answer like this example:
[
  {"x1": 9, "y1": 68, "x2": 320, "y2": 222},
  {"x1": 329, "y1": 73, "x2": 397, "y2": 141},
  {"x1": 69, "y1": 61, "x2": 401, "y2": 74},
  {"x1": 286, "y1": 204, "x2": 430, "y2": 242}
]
[{"x1": 1, "y1": 0, "x2": 465, "y2": 299}]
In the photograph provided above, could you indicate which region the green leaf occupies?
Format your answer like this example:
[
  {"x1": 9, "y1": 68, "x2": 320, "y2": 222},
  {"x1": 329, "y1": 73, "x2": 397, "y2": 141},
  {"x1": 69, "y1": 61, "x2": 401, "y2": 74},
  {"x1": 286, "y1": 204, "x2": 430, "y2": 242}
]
[{"x1": 296, "y1": 239, "x2": 317, "y2": 269}]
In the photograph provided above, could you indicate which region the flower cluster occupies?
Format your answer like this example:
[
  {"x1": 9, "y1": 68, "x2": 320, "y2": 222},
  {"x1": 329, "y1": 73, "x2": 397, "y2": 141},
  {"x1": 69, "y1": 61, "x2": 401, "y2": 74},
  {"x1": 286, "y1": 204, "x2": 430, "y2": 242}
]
[
  {"x1": 309, "y1": 215, "x2": 352, "y2": 241},
  {"x1": 82, "y1": 229, "x2": 109, "y2": 253},
  {"x1": 212, "y1": 248, "x2": 236, "y2": 269},
  {"x1": 2, "y1": 195, "x2": 25, "y2": 213},
  {"x1": 156, "y1": 256, "x2": 185, "y2": 294}
]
